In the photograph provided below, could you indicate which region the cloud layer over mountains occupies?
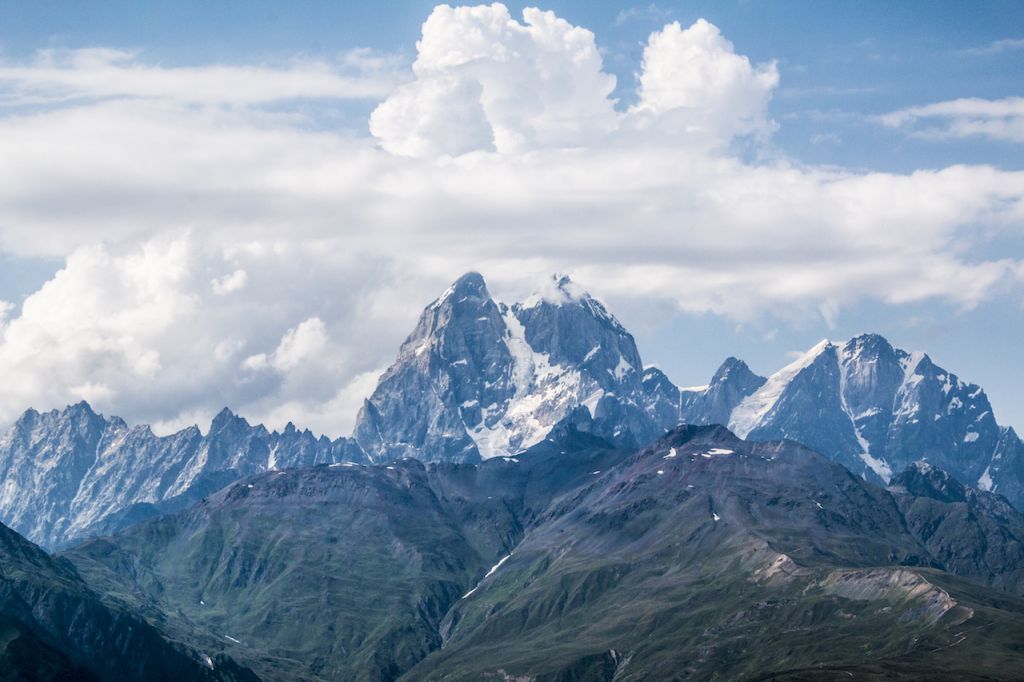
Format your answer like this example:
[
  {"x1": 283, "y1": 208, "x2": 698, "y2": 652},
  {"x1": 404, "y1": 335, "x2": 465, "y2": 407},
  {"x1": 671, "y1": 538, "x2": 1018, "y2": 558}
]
[{"x1": 0, "y1": 3, "x2": 1022, "y2": 434}]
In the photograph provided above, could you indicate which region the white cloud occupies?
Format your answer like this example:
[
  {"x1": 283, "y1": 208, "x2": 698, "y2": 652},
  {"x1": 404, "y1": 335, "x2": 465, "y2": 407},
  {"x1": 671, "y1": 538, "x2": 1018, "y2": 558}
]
[
  {"x1": 371, "y1": 3, "x2": 618, "y2": 156},
  {"x1": 0, "y1": 47, "x2": 407, "y2": 107},
  {"x1": 959, "y1": 38, "x2": 1024, "y2": 57},
  {"x1": 878, "y1": 97, "x2": 1024, "y2": 143},
  {"x1": 211, "y1": 268, "x2": 248, "y2": 295},
  {"x1": 614, "y1": 4, "x2": 673, "y2": 27},
  {"x1": 628, "y1": 19, "x2": 779, "y2": 145},
  {"x1": 0, "y1": 234, "x2": 419, "y2": 436},
  {"x1": 0, "y1": 5, "x2": 1020, "y2": 435},
  {"x1": 370, "y1": 74, "x2": 494, "y2": 157},
  {"x1": 266, "y1": 317, "x2": 329, "y2": 371},
  {"x1": 370, "y1": 9, "x2": 778, "y2": 157},
  {"x1": 0, "y1": 300, "x2": 13, "y2": 340}
]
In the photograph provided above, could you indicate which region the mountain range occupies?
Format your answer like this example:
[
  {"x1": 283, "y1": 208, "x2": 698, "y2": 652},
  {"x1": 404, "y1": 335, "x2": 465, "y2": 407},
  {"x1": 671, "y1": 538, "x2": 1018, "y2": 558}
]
[
  {"x1": 0, "y1": 272, "x2": 1023, "y2": 679},
  {"x1": 1, "y1": 272, "x2": 1021, "y2": 550},
  {"x1": 61, "y1": 423, "x2": 1024, "y2": 680}
]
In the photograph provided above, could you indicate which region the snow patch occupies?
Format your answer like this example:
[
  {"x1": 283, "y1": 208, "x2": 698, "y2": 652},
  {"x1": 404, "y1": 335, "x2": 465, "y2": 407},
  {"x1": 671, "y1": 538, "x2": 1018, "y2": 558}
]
[
  {"x1": 963, "y1": 432, "x2": 980, "y2": 443},
  {"x1": 859, "y1": 452, "x2": 893, "y2": 481},
  {"x1": 581, "y1": 388, "x2": 604, "y2": 418},
  {"x1": 978, "y1": 466, "x2": 994, "y2": 492},
  {"x1": 729, "y1": 340, "x2": 831, "y2": 438},
  {"x1": 664, "y1": 448, "x2": 677, "y2": 459},
  {"x1": 468, "y1": 308, "x2": 585, "y2": 458},
  {"x1": 461, "y1": 552, "x2": 513, "y2": 599},
  {"x1": 611, "y1": 355, "x2": 633, "y2": 381}
]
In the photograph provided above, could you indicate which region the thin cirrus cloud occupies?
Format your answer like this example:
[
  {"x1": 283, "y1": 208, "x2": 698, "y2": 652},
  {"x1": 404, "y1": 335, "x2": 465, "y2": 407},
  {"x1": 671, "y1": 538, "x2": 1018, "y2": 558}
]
[
  {"x1": 0, "y1": 3, "x2": 1021, "y2": 437},
  {"x1": 878, "y1": 96, "x2": 1024, "y2": 143},
  {"x1": 958, "y1": 38, "x2": 1024, "y2": 57},
  {"x1": 0, "y1": 46, "x2": 408, "y2": 107}
]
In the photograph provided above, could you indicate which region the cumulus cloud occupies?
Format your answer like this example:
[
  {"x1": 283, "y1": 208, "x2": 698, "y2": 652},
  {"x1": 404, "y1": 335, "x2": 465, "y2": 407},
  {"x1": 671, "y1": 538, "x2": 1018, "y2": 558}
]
[
  {"x1": 878, "y1": 97, "x2": 1024, "y2": 143},
  {"x1": 0, "y1": 4, "x2": 1020, "y2": 435},
  {"x1": 211, "y1": 269, "x2": 248, "y2": 295},
  {"x1": 371, "y1": 3, "x2": 618, "y2": 156},
  {"x1": 370, "y1": 7, "x2": 778, "y2": 156},
  {"x1": 628, "y1": 19, "x2": 779, "y2": 144},
  {"x1": 0, "y1": 234, "x2": 421, "y2": 436},
  {"x1": 369, "y1": 74, "x2": 494, "y2": 157},
  {"x1": 246, "y1": 317, "x2": 329, "y2": 372}
]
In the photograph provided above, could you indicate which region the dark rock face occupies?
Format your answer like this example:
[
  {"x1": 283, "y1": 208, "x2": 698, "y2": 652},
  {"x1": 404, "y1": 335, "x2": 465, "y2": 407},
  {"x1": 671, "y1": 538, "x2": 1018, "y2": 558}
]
[
  {"x1": 66, "y1": 427, "x2": 1024, "y2": 681},
  {"x1": 743, "y1": 341, "x2": 868, "y2": 477},
  {"x1": 990, "y1": 427, "x2": 1024, "y2": 508},
  {"x1": 890, "y1": 462, "x2": 1024, "y2": 596},
  {"x1": 354, "y1": 272, "x2": 514, "y2": 463},
  {"x1": 680, "y1": 356, "x2": 767, "y2": 427},
  {"x1": 0, "y1": 518, "x2": 256, "y2": 681},
  {"x1": 0, "y1": 401, "x2": 365, "y2": 550}
]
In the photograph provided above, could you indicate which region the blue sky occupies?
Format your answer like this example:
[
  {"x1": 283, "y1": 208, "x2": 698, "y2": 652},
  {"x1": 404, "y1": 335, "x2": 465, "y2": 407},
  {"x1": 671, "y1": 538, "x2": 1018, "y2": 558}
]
[
  {"x1": 5, "y1": 0, "x2": 1022, "y2": 170},
  {"x1": 0, "y1": 1, "x2": 1021, "y2": 433}
]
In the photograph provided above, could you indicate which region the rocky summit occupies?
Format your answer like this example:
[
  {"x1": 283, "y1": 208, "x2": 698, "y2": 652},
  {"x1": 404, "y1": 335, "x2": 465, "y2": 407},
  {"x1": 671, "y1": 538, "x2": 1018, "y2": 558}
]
[{"x1": 353, "y1": 272, "x2": 672, "y2": 462}]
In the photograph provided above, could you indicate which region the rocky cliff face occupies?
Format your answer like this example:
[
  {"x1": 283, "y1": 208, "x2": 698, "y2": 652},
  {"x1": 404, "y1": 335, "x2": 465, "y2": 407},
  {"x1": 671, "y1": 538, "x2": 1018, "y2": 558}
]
[
  {"x1": 633, "y1": 331, "x2": 1024, "y2": 510},
  {"x1": 353, "y1": 278, "x2": 1023, "y2": 507},
  {"x1": 709, "y1": 334, "x2": 1019, "y2": 500},
  {"x1": 354, "y1": 273, "x2": 676, "y2": 463},
  {"x1": 888, "y1": 461, "x2": 1024, "y2": 596},
  {"x1": 0, "y1": 402, "x2": 364, "y2": 549}
]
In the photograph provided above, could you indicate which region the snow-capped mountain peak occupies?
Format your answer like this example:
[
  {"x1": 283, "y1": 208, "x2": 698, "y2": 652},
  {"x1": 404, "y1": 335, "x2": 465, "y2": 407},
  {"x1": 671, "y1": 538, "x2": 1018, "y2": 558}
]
[
  {"x1": 520, "y1": 273, "x2": 587, "y2": 308},
  {"x1": 714, "y1": 333, "x2": 1018, "y2": 498},
  {"x1": 354, "y1": 272, "x2": 670, "y2": 462}
]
